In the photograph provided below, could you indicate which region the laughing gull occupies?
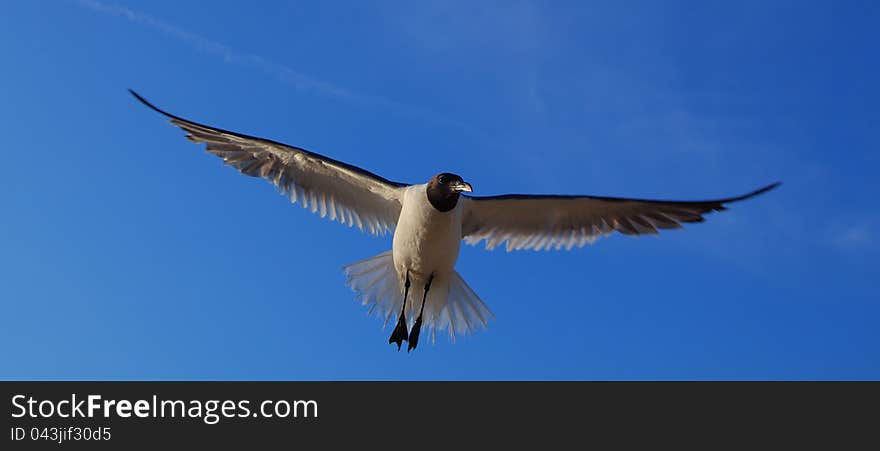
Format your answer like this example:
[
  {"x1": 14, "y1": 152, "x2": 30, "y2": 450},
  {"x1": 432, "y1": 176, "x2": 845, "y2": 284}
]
[{"x1": 130, "y1": 90, "x2": 779, "y2": 352}]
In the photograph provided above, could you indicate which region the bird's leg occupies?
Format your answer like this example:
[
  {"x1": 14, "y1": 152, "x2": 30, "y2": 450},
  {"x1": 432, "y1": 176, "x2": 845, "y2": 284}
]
[
  {"x1": 408, "y1": 273, "x2": 434, "y2": 352},
  {"x1": 389, "y1": 270, "x2": 411, "y2": 351}
]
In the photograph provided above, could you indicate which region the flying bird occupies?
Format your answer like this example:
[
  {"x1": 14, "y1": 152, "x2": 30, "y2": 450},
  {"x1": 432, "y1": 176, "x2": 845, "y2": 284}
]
[{"x1": 130, "y1": 90, "x2": 779, "y2": 352}]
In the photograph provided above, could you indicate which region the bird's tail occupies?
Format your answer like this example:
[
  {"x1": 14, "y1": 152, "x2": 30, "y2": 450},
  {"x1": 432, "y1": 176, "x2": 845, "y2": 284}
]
[{"x1": 343, "y1": 251, "x2": 494, "y2": 343}]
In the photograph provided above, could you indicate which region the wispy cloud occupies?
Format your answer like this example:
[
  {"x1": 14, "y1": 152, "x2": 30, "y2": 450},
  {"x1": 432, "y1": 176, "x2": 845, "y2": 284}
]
[
  {"x1": 387, "y1": 0, "x2": 548, "y2": 116},
  {"x1": 75, "y1": 0, "x2": 484, "y2": 137},
  {"x1": 831, "y1": 224, "x2": 876, "y2": 251}
]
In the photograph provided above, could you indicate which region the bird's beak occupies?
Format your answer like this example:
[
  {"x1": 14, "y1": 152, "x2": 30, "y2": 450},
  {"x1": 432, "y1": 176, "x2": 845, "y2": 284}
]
[{"x1": 452, "y1": 181, "x2": 473, "y2": 193}]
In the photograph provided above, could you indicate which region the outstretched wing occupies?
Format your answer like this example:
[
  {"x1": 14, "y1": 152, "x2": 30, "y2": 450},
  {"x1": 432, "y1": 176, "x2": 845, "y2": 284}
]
[
  {"x1": 461, "y1": 183, "x2": 780, "y2": 251},
  {"x1": 130, "y1": 90, "x2": 407, "y2": 235}
]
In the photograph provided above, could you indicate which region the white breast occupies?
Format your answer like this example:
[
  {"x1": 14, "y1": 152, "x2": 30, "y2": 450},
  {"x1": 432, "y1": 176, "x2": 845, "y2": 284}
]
[{"x1": 392, "y1": 184, "x2": 463, "y2": 280}]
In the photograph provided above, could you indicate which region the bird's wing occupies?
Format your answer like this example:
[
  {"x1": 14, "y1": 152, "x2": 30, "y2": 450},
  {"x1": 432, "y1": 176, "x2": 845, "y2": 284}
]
[
  {"x1": 130, "y1": 90, "x2": 407, "y2": 236},
  {"x1": 460, "y1": 183, "x2": 780, "y2": 251}
]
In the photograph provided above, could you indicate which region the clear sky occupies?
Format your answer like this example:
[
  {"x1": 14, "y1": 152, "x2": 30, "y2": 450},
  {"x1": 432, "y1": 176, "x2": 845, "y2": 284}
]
[{"x1": 1, "y1": 0, "x2": 877, "y2": 380}]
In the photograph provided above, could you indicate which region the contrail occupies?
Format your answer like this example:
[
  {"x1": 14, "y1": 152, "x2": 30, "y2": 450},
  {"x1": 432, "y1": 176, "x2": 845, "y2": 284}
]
[{"x1": 75, "y1": 0, "x2": 485, "y2": 137}]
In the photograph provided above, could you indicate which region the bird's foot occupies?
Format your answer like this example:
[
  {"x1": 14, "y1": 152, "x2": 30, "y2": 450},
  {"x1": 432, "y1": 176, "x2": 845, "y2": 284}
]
[
  {"x1": 389, "y1": 316, "x2": 408, "y2": 351},
  {"x1": 407, "y1": 316, "x2": 423, "y2": 352}
]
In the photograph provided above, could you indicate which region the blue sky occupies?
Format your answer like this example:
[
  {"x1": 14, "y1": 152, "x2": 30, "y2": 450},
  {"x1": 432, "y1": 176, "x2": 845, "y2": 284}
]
[{"x1": 1, "y1": 0, "x2": 877, "y2": 380}]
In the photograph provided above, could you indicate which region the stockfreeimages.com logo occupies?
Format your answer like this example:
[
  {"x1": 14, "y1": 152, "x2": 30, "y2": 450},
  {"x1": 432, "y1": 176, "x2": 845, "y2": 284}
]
[{"x1": 11, "y1": 394, "x2": 318, "y2": 425}]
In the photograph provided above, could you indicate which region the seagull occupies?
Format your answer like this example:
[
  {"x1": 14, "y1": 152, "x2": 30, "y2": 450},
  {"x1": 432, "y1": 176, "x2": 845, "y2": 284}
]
[{"x1": 130, "y1": 90, "x2": 779, "y2": 352}]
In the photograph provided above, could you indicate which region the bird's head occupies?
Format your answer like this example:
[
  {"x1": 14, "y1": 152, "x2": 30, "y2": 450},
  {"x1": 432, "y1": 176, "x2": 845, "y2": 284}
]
[{"x1": 426, "y1": 172, "x2": 472, "y2": 212}]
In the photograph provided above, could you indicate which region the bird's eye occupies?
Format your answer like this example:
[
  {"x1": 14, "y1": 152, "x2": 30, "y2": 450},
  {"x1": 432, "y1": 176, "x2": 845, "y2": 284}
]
[{"x1": 438, "y1": 176, "x2": 447, "y2": 184}]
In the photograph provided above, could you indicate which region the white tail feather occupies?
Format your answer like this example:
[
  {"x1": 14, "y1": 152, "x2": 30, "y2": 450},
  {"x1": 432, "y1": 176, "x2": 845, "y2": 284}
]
[{"x1": 342, "y1": 251, "x2": 494, "y2": 343}]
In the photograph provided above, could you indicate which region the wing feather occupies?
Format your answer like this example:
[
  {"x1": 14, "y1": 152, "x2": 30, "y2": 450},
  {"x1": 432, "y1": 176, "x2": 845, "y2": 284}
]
[
  {"x1": 131, "y1": 90, "x2": 406, "y2": 235},
  {"x1": 461, "y1": 183, "x2": 780, "y2": 251}
]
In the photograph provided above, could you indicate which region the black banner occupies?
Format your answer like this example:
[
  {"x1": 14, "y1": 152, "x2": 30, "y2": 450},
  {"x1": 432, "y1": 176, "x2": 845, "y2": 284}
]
[{"x1": 3, "y1": 382, "x2": 878, "y2": 449}]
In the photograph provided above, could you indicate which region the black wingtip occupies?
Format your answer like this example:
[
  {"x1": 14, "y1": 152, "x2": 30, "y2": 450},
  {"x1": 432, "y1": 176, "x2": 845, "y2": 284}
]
[
  {"x1": 751, "y1": 181, "x2": 782, "y2": 197},
  {"x1": 128, "y1": 88, "x2": 148, "y2": 105},
  {"x1": 729, "y1": 181, "x2": 782, "y2": 203},
  {"x1": 128, "y1": 89, "x2": 174, "y2": 118}
]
